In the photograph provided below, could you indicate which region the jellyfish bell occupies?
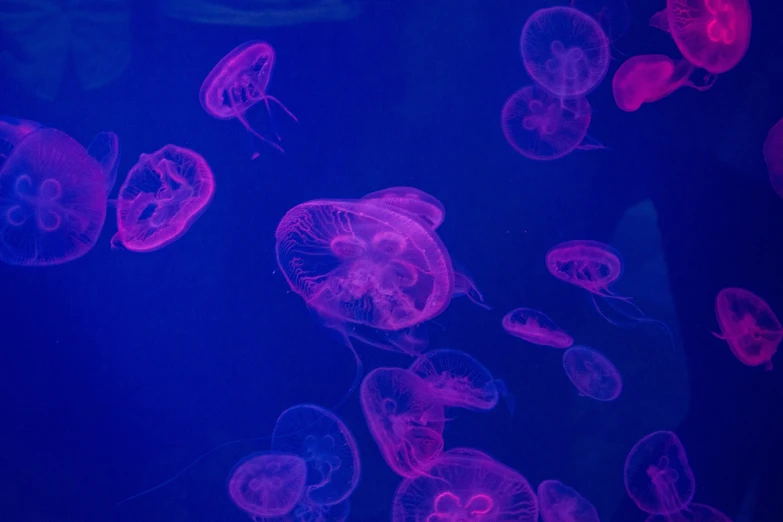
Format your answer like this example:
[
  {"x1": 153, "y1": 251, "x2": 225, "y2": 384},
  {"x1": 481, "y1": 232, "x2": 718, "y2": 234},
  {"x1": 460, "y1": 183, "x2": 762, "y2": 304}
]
[
  {"x1": 562, "y1": 345, "x2": 622, "y2": 401},
  {"x1": 227, "y1": 452, "x2": 308, "y2": 518},
  {"x1": 360, "y1": 186, "x2": 446, "y2": 230},
  {"x1": 502, "y1": 308, "x2": 573, "y2": 349}
]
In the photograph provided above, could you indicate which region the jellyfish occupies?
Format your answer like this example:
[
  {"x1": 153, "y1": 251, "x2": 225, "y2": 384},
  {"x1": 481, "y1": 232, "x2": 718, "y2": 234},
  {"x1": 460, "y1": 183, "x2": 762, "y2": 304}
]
[
  {"x1": 0, "y1": 114, "x2": 41, "y2": 169},
  {"x1": 227, "y1": 452, "x2": 308, "y2": 518},
  {"x1": 562, "y1": 345, "x2": 622, "y2": 401},
  {"x1": 763, "y1": 116, "x2": 783, "y2": 199},
  {"x1": 713, "y1": 287, "x2": 782, "y2": 370},
  {"x1": 360, "y1": 186, "x2": 446, "y2": 230},
  {"x1": 200, "y1": 40, "x2": 297, "y2": 154},
  {"x1": 111, "y1": 144, "x2": 215, "y2": 252},
  {"x1": 86, "y1": 131, "x2": 121, "y2": 195},
  {"x1": 538, "y1": 480, "x2": 600, "y2": 522},
  {"x1": 502, "y1": 308, "x2": 573, "y2": 348},
  {"x1": 645, "y1": 503, "x2": 733, "y2": 522}
]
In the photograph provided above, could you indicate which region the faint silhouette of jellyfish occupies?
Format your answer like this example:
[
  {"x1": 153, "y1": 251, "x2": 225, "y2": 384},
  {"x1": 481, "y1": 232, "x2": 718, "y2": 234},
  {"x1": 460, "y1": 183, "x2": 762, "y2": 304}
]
[
  {"x1": 763, "y1": 117, "x2": 783, "y2": 199},
  {"x1": 624, "y1": 431, "x2": 696, "y2": 515},
  {"x1": 361, "y1": 186, "x2": 446, "y2": 230},
  {"x1": 713, "y1": 287, "x2": 782, "y2": 370},
  {"x1": 562, "y1": 345, "x2": 622, "y2": 401},
  {"x1": 160, "y1": 0, "x2": 360, "y2": 27},
  {"x1": 227, "y1": 452, "x2": 308, "y2": 517},
  {"x1": 520, "y1": 6, "x2": 610, "y2": 98},
  {"x1": 360, "y1": 367, "x2": 446, "y2": 478},
  {"x1": 612, "y1": 55, "x2": 717, "y2": 112},
  {"x1": 111, "y1": 144, "x2": 214, "y2": 252},
  {"x1": 571, "y1": 0, "x2": 631, "y2": 42},
  {"x1": 538, "y1": 479, "x2": 600, "y2": 522},
  {"x1": 271, "y1": 404, "x2": 360, "y2": 506},
  {"x1": 502, "y1": 308, "x2": 573, "y2": 348},
  {"x1": 501, "y1": 85, "x2": 594, "y2": 161},
  {"x1": 645, "y1": 503, "x2": 732, "y2": 522},
  {"x1": 0, "y1": 128, "x2": 107, "y2": 266},
  {"x1": 392, "y1": 447, "x2": 538, "y2": 522},
  {"x1": 200, "y1": 40, "x2": 297, "y2": 154},
  {"x1": 0, "y1": 115, "x2": 41, "y2": 168},
  {"x1": 87, "y1": 132, "x2": 121, "y2": 196}
]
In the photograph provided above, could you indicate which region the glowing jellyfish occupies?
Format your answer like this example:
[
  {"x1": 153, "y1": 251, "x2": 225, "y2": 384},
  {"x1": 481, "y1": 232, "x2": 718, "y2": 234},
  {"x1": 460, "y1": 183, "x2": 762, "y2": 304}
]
[
  {"x1": 713, "y1": 287, "x2": 782, "y2": 370},
  {"x1": 501, "y1": 85, "x2": 593, "y2": 161},
  {"x1": 87, "y1": 131, "x2": 121, "y2": 195},
  {"x1": 562, "y1": 345, "x2": 622, "y2": 401},
  {"x1": 624, "y1": 431, "x2": 695, "y2": 515},
  {"x1": 111, "y1": 144, "x2": 214, "y2": 252},
  {"x1": 227, "y1": 452, "x2": 308, "y2": 517},
  {"x1": 392, "y1": 447, "x2": 538, "y2": 522},
  {"x1": 0, "y1": 128, "x2": 107, "y2": 266},
  {"x1": 502, "y1": 308, "x2": 573, "y2": 348},
  {"x1": 763, "y1": 117, "x2": 783, "y2": 199},
  {"x1": 271, "y1": 404, "x2": 360, "y2": 506},
  {"x1": 361, "y1": 186, "x2": 446, "y2": 230},
  {"x1": 612, "y1": 55, "x2": 716, "y2": 112},
  {"x1": 200, "y1": 40, "x2": 297, "y2": 153},
  {"x1": 645, "y1": 503, "x2": 732, "y2": 522},
  {"x1": 538, "y1": 480, "x2": 600, "y2": 522},
  {"x1": 520, "y1": 6, "x2": 610, "y2": 98},
  {"x1": 0, "y1": 115, "x2": 41, "y2": 168},
  {"x1": 360, "y1": 367, "x2": 446, "y2": 478}
]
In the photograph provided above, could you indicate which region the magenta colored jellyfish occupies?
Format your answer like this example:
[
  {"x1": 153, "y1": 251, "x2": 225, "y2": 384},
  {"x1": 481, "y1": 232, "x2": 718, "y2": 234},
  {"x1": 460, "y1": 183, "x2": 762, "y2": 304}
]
[
  {"x1": 713, "y1": 287, "x2": 782, "y2": 370},
  {"x1": 612, "y1": 55, "x2": 716, "y2": 112},
  {"x1": 645, "y1": 503, "x2": 732, "y2": 522},
  {"x1": 502, "y1": 308, "x2": 573, "y2": 348},
  {"x1": 520, "y1": 6, "x2": 610, "y2": 98},
  {"x1": 360, "y1": 367, "x2": 446, "y2": 478},
  {"x1": 0, "y1": 114, "x2": 41, "y2": 168},
  {"x1": 763, "y1": 117, "x2": 783, "y2": 199},
  {"x1": 392, "y1": 447, "x2": 538, "y2": 522},
  {"x1": 361, "y1": 186, "x2": 446, "y2": 230},
  {"x1": 624, "y1": 431, "x2": 696, "y2": 515},
  {"x1": 200, "y1": 40, "x2": 296, "y2": 153},
  {"x1": 87, "y1": 131, "x2": 121, "y2": 195},
  {"x1": 0, "y1": 128, "x2": 107, "y2": 266},
  {"x1": 271, "y1": 404, "x2": 360, "y2": 506},
  {"x1": 111, "y1": 144, "x2": 214, "y2": 252},
  {"x1": 501, "y1": 85, "x2": 592, "y2": 161},
  {"x1": 538, "y1": 480, "x2": 600, "y2": 522},
  {"x1": 227, "y1": 452, "x2": 308, "y2": 517},
  {"x1": 562, "y1": 345, "x2": 622, "y2": 401}
]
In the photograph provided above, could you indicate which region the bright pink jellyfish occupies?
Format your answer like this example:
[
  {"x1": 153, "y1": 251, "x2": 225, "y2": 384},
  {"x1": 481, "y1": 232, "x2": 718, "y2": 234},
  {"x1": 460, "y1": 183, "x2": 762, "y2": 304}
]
[
  {"x1": 612, "y1": 55, "x2": 717, "y2": 112},
  {"x1": 227, "y1": 452, "x2": 308, "y2": 517},
  {"x1": 271, "y1": 404, "x2": 360, "y2": 506},
  {"x1": 713, "y1": 287, "x2": 782, "y2": 370},
  {"x1": 392, "y1": 447, "x2": 538, "y2": 522},
  {"x1": 520, "y1": 6, "x2": 610, "y2": 98},
  {"x1": 562, "y1": 345, "x2": 622, "y2": 401},
  {"x1": 200, "y1": 40, "x2": 297, "y2": 154},
  {"x1": 86, "y1": 131, "x2": 120, "y2": 195},
  {"x1": 111, "y1": 144, "x2": 214, "y2": 252},
  {"x1": 360, "y1": 367, "x2": 446, "y2": 478},
  {"x1": 501, "y1": 85, "x2": 594, "y2": 161},
  {"x1": 763, "y1": 117, "x2": 783, "y2": 199},
  {"x1": 537, "y1": 480, "x2": 600, "y2": 522},
  {"x1": 645, "y1": 503, "x2": 732, "y2": 522},
  {"x1": 361, "y1": 186, "x2": 446, "y2": 230},
  {"x1": 0, "y1": 128, "x2": 107, "y2": 266},
  {"x1": 624, "y1": 431, "x2": 696, "y2": 515},
  {"x1": 502, "y1": 308, "x2": 573, "y2": 348}
]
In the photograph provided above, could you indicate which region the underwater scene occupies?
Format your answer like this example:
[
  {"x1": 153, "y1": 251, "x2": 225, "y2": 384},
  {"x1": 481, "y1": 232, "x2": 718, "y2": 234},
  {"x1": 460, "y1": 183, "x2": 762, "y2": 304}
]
[{"x1": 0, "y1": 0, "x2": 780, "y2": 521}]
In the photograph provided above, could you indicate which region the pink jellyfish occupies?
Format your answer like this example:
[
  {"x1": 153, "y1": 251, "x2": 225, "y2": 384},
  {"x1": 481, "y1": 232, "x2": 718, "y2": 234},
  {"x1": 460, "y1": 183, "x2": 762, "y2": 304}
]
[
  {"x1": 501, "y1": 85, "x2": 594, "y2": 161},
  {"x1": 86, "y1": 131, "x2": 121, "y2": 195},
  {"x1": 0, "y1": 128, "x2": 107, "y2": 266},
  {"x1": 713, "y1": 287, "x2": 782, "y2": 370},
  {"x1": 502, "y1": 308, "x2": 573, "y2": 348},
  {"x1": 200, "y1": 40, "x2": 297, "y2": 154},
  {"x1": 360, "y1": 367, "x2": 446, "y2": 478},
  {"x1": 562, "y1": 345, "x2": 622, "y2": 401},
  {"x1": 227, "y1": 452, "x2": 308, "y2": 517},
  {"x1": 111, "y1": 144, "x2": 214, "y2": 252},
  {"x1": 624, "y1": 431, "x2": 696, "y2": 515},
  {"x1": 361, "y1": 186, "x2": 446, "y2": 230},
  {"x1": 645, "y1": 503, "x2": 732, "y2": 522},
  {"x1": 763, "y1": 116, "x2": 783, "y2": 199},
  {"x1": 520, "y1": 6, "x2": 610, "y2": 98},
  {"x1": 612, "y1": 55, "x2": 717, "y2": 112},
  {"x1": 537, "y1": 480, "x2": 600, "y2": 522},
  {"x1": 392, "y1": 447, "x2": 538, "y2": 522}
]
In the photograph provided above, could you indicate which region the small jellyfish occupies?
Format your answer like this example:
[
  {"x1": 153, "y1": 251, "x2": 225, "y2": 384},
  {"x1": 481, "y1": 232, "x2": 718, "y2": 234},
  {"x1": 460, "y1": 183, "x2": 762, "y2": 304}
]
[
  {"x1": 713, "y1": 287, "x2": 782, "y2": 370},
  {"x1": 501, "y1": 85, "x2": 593, "y2": 161},
  {"x1": 520, "y1": 6, "x2": 610, "y2": 98},
  {"x1": 111, "y1": 144, "x2": 215, "y2": 252},
  {"x1": 562, "y1": 345, "x2": 622, "y2": 401},
  {"x1": 538, "y1": 480, "x2": 600, "y2": 522},
  {"x1": 624, "y1": 431, "x2": 695, "y2": 515},
  {"x1": 360, "y1": 186, "x2": 446, "y2": 230},
  {"x1": 86, "y1": 131, "x2": 121, "y2": 195},
  {"x1": 763, "y1": 116, "x2": 783, "y2": 199},
  {"x1": 645, "y1": 503, "x2": 732, "y2": 522},
  {"x1": 227, "y1": 452, "x2": 308, "y2": 517},
  {"x1": 502, "y1": 308, "x2": 573, "y2": 348}
]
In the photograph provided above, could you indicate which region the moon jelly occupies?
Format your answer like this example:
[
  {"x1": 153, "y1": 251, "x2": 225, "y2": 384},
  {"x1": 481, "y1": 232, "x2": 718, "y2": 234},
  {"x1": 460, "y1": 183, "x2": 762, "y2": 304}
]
[
  {"x1": 714, "y1": 287, "x2": 782, "y2": 370},
  {"x1": 501, "y1": 85, "x2": 592, "y2": 161},
  {"x1": 624, "y1": 431, "x2": 695, "y2": 515},
  {"x1": 645, "y1": 503, "x2": 732, "y2": 522},
  {"x1": 111, "y1": 144, "x2": 214, "y2": 252},
  {"x1": 763, "y1": 117, "x2": 783, "y2": 200},
  {"x1": 86, "y1": 131, "x2": 121, "y2": 195},
  {"x1": 227, "y1": 452, "x2": 308, "y2": 517},
  {"x1": 520, "y1": 6, "x2": 610, "y2": 98},
  {"x1": 502, "y1": 308, "x2": 573, "y2": 348},
  {"x1": 360, "y1": 367, "x2": 446, "y2": 478},
  {"x1": 537, "y1": 480, "x2": 600, "y2": 522},
  {"x1": 271, "y1": 404, "x2": 360, "y2": 506},
  {"x1": 392, "y1": 448, "x2": 538, "y2": 522},
  {"x1": 361, "y1": 186, "x2": 446, "y2": 230},
  {"x1": 0, "y1": 128, "x2": 107, "y2": 266},
  {"x1": 562, "y1": 345, "x2": 622, "y2": 401}
]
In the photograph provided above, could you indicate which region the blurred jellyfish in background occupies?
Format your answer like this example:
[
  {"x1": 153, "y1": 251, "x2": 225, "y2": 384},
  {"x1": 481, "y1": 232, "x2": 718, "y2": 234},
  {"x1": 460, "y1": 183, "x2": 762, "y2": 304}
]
[{"x1": 160, "y1": 0, "x2": 359, "y2": 27}]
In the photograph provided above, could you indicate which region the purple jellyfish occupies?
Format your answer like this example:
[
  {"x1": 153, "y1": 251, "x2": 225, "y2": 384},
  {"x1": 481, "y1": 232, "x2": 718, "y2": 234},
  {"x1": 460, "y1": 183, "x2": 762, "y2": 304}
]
[
  {"x1": 227, "y1": 452, "x2": 308, "y2": 517},
  {"x1": 538, "y1": 479, "x2": 600, "y2": 522},
  {"x1": 520, "y1": 6, "x2": 610, "y2": 98},
  {"x1": 361, "y1": 186, "x2": 446, "y2": 230},
  {"x1": 562, "y1": 345, "x2": 622, "y2": 401},
  {"x1": 200, "y1": 40, "x2": 297, "y2": 153},
  {"x1": 624, "y1": 431, "x2": 696, "y2": 515},
  {"x1": 86, "y1": 131, "x2": 121, "y2": 195},
  {"x1": 502, "y1": 308, "x2": 574, "y2": 348},
  {"x1": 763, "y1": 116, "x2": 783, "y2": 199},
  {"x1": 645, "y1": 503, "x2": 732, "y2": 522}
]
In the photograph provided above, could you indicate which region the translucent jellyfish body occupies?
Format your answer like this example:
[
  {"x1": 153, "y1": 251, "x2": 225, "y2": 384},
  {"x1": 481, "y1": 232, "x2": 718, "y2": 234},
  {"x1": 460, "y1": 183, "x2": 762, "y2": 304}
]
[
  {"x1": 0, "y1": 114, "x2": 41, "y2": 169},
  {"x1": 361, "y1": 186, "x2": 446, "y2": 230},
  {"x1": 537, "y1": 479, "x2": 600, "y2": 522},
  {"x1": 227, "y1": 452, "x2": 308, "y2": 517},
  {"x1": 562, "y1": 345, "x2": 622, "y2": 401},
  {"x1": 502, "y1": 308, "x2": 573, "y2": 348},
  {"x1": 714, "y1": 287, "x2": 782, "y2": 369}
]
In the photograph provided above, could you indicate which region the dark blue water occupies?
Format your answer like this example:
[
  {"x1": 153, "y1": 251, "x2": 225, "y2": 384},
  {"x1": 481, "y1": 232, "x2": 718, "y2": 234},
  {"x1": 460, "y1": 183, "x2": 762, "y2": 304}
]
[{"x1": 0, "y1": 1, "x2": 781, "y2": 521}]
